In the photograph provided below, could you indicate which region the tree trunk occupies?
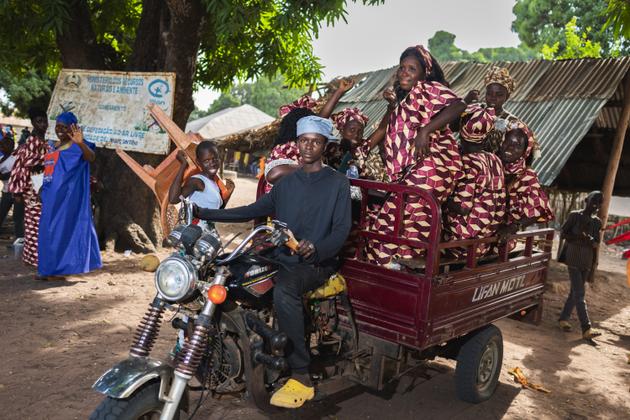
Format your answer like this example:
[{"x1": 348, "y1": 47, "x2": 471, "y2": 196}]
[{"x1": 55, "y1": 0, "x2": 205, "y2": 252}]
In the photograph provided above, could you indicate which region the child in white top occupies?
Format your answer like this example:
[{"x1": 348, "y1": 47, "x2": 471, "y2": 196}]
[{"x1": 168, "y1": 141, "x2": 225, "y2": 230}]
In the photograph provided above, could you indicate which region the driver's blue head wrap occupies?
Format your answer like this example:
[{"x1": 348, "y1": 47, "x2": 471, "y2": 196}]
[{"x1": 296, "y1": 116, "x2": 336, "y2": 142}]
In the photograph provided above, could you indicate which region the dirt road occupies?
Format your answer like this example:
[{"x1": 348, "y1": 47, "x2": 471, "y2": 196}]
[{"x1": 0, "y1": 178, "x2": 628, "y2": 419}]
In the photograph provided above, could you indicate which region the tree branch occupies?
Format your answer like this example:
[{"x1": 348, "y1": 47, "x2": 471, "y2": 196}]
[{"x1": 55, "y1": 0, "x2": 105, "y2": 69}]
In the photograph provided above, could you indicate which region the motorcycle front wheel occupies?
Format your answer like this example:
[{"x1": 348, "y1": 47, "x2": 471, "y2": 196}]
[{"x1": 89, "y1": 381, "x2": 180, "y2": 420}]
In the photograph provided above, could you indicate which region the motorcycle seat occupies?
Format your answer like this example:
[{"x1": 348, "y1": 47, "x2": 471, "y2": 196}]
[{"x1": 307, "y1": 273, "x2": 347, "y2": 299}]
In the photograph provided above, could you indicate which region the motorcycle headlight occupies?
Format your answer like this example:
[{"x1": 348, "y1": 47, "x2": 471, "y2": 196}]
[
  {"x1": 193, "y1": 231, "x2": 221, "y2": 260},
  {"x1": 154, "y1": 256, "x2": 197, "y2": 301}
]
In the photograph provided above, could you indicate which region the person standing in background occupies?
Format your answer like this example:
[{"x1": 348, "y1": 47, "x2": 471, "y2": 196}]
[
  {"x1": 558, "y1": 191, "x2": 603, "y2": 340},
  {"x1": 37, "y1": 112, "x2": 101, "y2": 279},
  {"x1": 0, "y1": 132, "x2": 25, "y2": 243},
  {"x1": 8, "y1": 108, "x2": 50, "y2": 270}
]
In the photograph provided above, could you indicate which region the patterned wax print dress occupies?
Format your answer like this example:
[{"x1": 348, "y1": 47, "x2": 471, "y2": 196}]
[
  {"x1": 367, "y1": 80, "x2": 464, "y2": 265},
  {"x1": 8, "y1": 135, "x2": 50, "y2": 266},
  {"x1": 444, "y1": 152, "x2": 506, "y2": 258}
]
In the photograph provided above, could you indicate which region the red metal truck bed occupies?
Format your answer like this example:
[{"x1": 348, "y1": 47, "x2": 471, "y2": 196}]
[{"x1": 340, "y1": 179, "x2": 553, "y2": 351}]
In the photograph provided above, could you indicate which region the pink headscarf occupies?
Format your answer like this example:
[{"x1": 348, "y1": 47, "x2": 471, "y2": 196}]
[
  {"x1": 331, "y1": 107, "x2": 369, "y2": 131},
  {"x1": 278, "y1": 95, "x2": 317, "y2": 118},
  {"x1": 414, "y1": 45, "x2": 433, "y2": 76},
  {"x1": 460, "y1": 105, "x2": 496, "y2": 143}
]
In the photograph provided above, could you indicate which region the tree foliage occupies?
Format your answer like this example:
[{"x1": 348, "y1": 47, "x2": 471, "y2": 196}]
[
  {"x1": 604, "y1": 0, "x2": 630, "y2": 40},
  {"x1": 541, "y1": 17, "x2": 603, "y2": 60},
  {"x1": 0, "y1": 70, "x2": 53, "y2": 115},
  {"x1": 0, "y1": 0, "x2": 385, "y2": 250},
  {"x1": 193, "y1": 76, "x2": 303, "y2": 119},
  {"x1": 427, "y1": 30, "x2": 536, "y2": 63},
  {"x1": 512, "y1": 0, "x2": 629, "y2": 57},
  {"x1": 0, "y1": 0, "x2": 383, "y2": 120}
]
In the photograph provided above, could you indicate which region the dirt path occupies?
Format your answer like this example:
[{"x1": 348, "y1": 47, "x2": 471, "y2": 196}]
[{"x1": 0, "y1": 178, "x2": 629, "y2": 419}]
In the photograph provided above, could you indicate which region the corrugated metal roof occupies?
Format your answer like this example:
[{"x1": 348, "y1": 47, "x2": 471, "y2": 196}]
[
  {"x1": 185, "y1": 104, "x2": 274, "y2": 140},
  {"x1": 332, "y1": 57, "x2": 630, "y2": 187}
]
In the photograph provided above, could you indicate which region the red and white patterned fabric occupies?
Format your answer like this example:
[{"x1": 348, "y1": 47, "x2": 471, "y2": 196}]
[
  {"x1": 264, "y1": 141, "x2": 301, "y2": 193},
  {"x1": 331, "y1": 107, "x2": 369, "y2": 131},
  {"x1": 8, "y1": 135, "x2": 50, "y2": 266},
  {"x1": 444, "y1": 152, "x2": 506, "y2": 257},
  {"x1": 367, "y1": 80, "x2": 464, "y2": 265},
  {"x1": 277, "y1": 95, "x2": 317, "y2": 118},
  {"x1": 461, "y1": 105, "x2": 496, "y2": 143},
  {"x1": 414, "y1": 45, "x2": 433, "y2": 76},
  {"x1": 507, "y1": 168, "x2": 553, "y2": 225}
]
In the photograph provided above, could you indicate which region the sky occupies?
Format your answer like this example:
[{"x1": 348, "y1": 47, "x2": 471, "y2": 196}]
[{"x1": 193, "y1": 0, "x2": 521, "y2": 109}]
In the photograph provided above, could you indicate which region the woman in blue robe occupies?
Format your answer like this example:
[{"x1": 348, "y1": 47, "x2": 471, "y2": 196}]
[{"x1": 38, "y1": 112, "x2": 101, "y2": 278}]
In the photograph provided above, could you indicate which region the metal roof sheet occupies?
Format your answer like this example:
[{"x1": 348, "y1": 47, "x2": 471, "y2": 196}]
[{"x1": 332, "y1": 57, "x2": 630, "y2": 186}]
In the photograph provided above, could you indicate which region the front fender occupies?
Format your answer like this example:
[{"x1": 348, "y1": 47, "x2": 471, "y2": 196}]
[{"x1": 92, "y1": 357, "x2": 173, "y2": 399}]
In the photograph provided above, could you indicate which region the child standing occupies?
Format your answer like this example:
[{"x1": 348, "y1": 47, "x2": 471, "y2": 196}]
[{"x1": 168, "y1": 141, "x2": 229, "y2": 230}]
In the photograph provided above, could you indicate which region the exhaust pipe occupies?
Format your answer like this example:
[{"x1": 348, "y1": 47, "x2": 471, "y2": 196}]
[{"x1": 244, "y1": 312, "x2": 288, "y2": 354}]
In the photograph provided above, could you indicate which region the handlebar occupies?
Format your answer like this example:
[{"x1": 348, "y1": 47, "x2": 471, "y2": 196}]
[{"x1": 215, "y1": 224, "x2": 274, "y2": 264}]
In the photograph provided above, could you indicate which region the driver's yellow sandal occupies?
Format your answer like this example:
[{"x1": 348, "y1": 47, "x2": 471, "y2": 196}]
[{"x1": 269, "y1": 378, "x2": 315, "y2": 408}]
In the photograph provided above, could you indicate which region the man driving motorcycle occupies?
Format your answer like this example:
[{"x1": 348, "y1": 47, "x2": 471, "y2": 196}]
[{"x1": 194, "y1": 115, "x2": 351, "y2": 408}]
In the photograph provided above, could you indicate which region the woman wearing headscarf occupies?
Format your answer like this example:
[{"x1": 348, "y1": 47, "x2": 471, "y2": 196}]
[
  {"x1": 444, "y1": 105, "x2": 506, "y2": 257},
  {"x1": 329, "y1": 107, "x2": 387, "y2": 180},
  {"x1": 465, "y1": 66, "x2": 540, "y2": 158},
  {"x1": 8, "y1": 108, "x2": 50, "y2": 269},
  {"x1": 366, "y1": 45, "x2": 466, "y2": 266},
  {"x1": 497, "y1": 124, "x2": 553, "y2": 236},
  {"x1": 264, "y1": 79, "x2": 355, "y2": 192},
  {"x1": 37, "y1": 112, "x2": 101, "y2": 278}
]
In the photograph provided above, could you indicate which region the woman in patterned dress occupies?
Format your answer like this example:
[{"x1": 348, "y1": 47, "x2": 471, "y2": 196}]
[
  {"x1": 465, "y1": 66, "x2": 540, "y2": 158},
  {"x1": 444, "y1": 105, "x2": 506, "y2": 258},
  {"x1": 497, "y1": 125, "x2": 553, "y2": 236},
  {"x1": 264, "y1": 79, "x2": 355, "y2": 192},
  {"x1": 366, "y1": 45, "x2": 466, "y2": 266},
  {"x1": 8, "y1": 108, "x2": 50, "y2": 269}
]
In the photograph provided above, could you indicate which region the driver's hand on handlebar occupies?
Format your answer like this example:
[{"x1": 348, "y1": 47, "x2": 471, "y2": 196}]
[{"x1": 296, "y1": 239, "x2": 316, "y2": 260}]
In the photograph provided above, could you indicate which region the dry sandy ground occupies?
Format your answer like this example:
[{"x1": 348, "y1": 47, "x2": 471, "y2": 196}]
[{"x1": 0, "y1": 177, "x2": 629, "y2": 420}]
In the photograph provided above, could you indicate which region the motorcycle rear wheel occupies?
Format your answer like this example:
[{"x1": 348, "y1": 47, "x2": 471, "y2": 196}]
[{"x1": 89, "y1": 382, "x2": 180, "y2": 420}]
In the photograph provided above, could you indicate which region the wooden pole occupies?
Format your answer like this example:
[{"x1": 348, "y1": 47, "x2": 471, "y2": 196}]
[
  {"x1": 590, "y1": 71, "x2": 630, "y2": 283},
  {"x1": 600, "y1": 71, "x2": 630, "y2": 228}
]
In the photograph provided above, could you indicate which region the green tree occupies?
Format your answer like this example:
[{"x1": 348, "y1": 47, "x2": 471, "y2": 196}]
[
  {"x1": 512, "y1": 0, "x2": 629, "y2": 56},
  {"x1": 427, "y1": 30, "x2": 535, "y2": 63},
  {"x1": 0, "y1": 0, "x2": 384, "y2": 250},
  {"x1": 0, "y1": 70, "x2": 53, "y2": 115},
  {"x1": 541, "y1": 17, "x2": 603, "y2": 59},
  {"x1": 604, "y1": 0, "x2": 630, "y2": 40},
  {"x1": 206, "y1": 92, "x2": 242, "y2": 115},
  {"x1": 190, "y1": 76, "x2": 303, "y2": 121}
]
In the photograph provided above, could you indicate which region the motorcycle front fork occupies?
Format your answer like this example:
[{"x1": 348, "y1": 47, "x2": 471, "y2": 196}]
[{"x1": 160, "y1": 267, "x2": 229, "y2": 420}]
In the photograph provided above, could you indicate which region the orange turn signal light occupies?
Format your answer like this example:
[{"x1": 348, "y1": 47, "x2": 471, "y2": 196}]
[{"x1": 208, "y1": 284, "x2": 227, "y2": 304}]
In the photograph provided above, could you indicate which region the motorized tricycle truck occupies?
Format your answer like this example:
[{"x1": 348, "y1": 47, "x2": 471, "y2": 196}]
[{"x1": 90, "y1": 179, "x2": 553, "y2": 419}]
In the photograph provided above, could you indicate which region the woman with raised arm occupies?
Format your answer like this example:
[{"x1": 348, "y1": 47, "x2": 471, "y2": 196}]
[{"x1": 366, "y1": 45, "x2": 466, "y2": 266}]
